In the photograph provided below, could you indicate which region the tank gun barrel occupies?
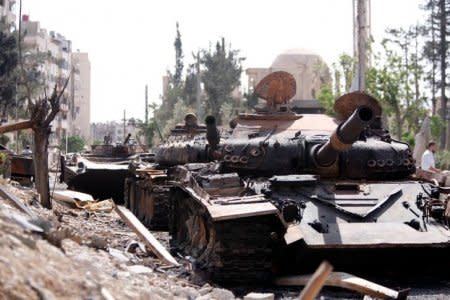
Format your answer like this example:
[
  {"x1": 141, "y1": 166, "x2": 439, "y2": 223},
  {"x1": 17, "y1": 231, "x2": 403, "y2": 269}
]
[
  {"x1": 205, "y1": 116, "x2": 220, "y2": 154},
  {"x1": 314, "y1": 106, "x2": 375, "y2": 167},
  {"x1": 123, "y1": 133, "x2": 132, "y2": 145}
]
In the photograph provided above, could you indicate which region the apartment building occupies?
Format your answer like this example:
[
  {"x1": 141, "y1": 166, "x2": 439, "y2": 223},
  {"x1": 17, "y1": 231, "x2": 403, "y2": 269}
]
[
  {"x1": 21, "y1": 15, "x2": 91, "y2": 148},
  {"x1": 0, "y1": 0, "x2": 16, "y2": 28},
  {"x1": 71, "y1": 52, "x2": 91, "y2": 143}
]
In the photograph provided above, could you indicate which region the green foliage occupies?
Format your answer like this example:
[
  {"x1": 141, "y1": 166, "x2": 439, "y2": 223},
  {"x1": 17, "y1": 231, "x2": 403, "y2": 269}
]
[
  {"x1": 366, "y1": 29, "x2": 427, "y2": 139},
  {"x1": 317, "y1": 83, "x2": 335, "y2": 115},
  {"x1": 0, "y1": 28, "x2": 18, "y2": 120},
  {"x1": 430, "y1": 115, "x2": 446, "y2": 142},
  {"x1": 315, "y1": 52, "x2": 353, "y2": 117},
  {"x1": 201, "y1": 37, "x2": 243, "y2": 123},
  {"x1": 92, "y1": 139, "x2": 103, "y2": 146},
  {"x1": 0, "y1": 151, "x2": 8, "y2": 176},
  {"x1": 152, "y1": 23, "x2": 244, "y2": 142},
  {"x1": 0, "y1": 134, "x2": 10, "y2": 146},
  {"x1": 161, "y1": 99, "x2": 191, "y2": 136},
  {"x1": 173, "y1": 22, "x2": 184, "y2": 87},
  {"x1": 436, "y1": 150, "x2": 450, "y2": 170},
  {"x1": 243, "y1": 91, "x2": 259, "y2": 110},
  {"x1": 338, "y1": 53, "x2": 355, "y2": 93},
  {"x1": 60, "y1": 135, "x2": 85, "y2": 153},
  {"x1": 401, "y1": 132, "x2": 415, "y2": 146}
]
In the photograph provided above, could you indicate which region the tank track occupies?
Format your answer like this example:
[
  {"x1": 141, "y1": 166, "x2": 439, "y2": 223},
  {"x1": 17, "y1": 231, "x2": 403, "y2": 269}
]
[
  {"x1": 148, "y1": 185, "x2": 171, "y2": 231},
  {"x1": 125, "y1": 177, "x2": 171, "y2": 231},
  {"x1": 170, "y1": 190, "x2": 282, "y2": 284}
]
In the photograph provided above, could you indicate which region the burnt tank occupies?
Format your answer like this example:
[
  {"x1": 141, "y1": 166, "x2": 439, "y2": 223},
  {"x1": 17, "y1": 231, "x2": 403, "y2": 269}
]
[
  {"x1": 124, "y1": 113, "x2": 216, "y2": 230},
  {"x1": 168, "y1": 71, "x2": 450, "y2": 283}
]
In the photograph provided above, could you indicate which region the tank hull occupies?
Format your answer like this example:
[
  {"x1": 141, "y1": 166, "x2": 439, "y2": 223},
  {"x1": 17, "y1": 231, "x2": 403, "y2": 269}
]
[{"x1": 169, "y1": 166, "x2": 450, "y2": 283}]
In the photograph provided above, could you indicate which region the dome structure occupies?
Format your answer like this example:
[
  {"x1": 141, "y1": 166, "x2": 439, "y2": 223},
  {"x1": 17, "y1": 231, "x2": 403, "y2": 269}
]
[{"x1": 269, "y1": 48, "x2": 330, "y2": 101}]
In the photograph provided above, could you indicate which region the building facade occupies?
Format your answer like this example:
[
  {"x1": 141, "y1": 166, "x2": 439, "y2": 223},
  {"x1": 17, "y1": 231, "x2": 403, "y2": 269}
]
[
  {"x1": 71, "y1": 52, "x2": 91, "y2": 143},
  {"x1": 21, "y1": 15, "x2": 91, "y2": 148},
  {"x1": 0, "y1": 0, "x2": 16, "y2": 27},
  {"x1": 246, "y1": 48, "x2": 331, "y2": 113}
]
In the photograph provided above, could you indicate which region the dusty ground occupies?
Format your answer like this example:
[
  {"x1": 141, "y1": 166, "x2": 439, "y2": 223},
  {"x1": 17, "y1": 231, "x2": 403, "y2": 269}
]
[
  {"x1": 0, "y1": 182, "x2": 235, "y2": 300},
  {"x1": 0, "y1": 177, "x2": 449, "y2": 300}
]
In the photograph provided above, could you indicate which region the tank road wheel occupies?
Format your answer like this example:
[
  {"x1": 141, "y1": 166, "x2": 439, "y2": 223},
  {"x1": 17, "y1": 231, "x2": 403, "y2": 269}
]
[
  {"x1": 170, "y1": 190, "x2": 214, "y2": 259},
  {"x1": 170, "y1": 189, "x2": 281, "y2": 284}
]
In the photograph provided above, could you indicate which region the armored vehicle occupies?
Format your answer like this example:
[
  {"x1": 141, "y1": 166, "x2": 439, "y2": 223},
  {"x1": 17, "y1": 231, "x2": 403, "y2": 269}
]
[
  {"x1": 124, "y1": 113, "x2": 215, "y2": 230},
  {"x1": 167, "y1": 71, "x2": 450, "y2": 283},
  {"x1": 60, "y1": 133, "x2": 154, "y2": 204}
]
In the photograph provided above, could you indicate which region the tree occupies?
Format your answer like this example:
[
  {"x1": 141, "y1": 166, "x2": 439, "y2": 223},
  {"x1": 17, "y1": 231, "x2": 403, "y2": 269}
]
[
  {"x1": 17, "y1": 0, "x2": 70, "y2": 208},
  {"x1": 173, "y1": 22, "x2": 184, "y2": 87},
  {"x1": 61, "y1": 135, "x2": 85, "y2": 153},
  {"x1": 0, "y1": 27, "x2": 18, "y2": 122},
  {"x1": 366, "y1": 34, "x2": 427, "y2": 140},
  {"x1": 201, "y1": 37, "x2": 243, "y2": 123},
  {"x1": 153, "y1": 22, "x2": 186, "y2": 132},
  {"x1": 421, "y1": 0, "x2": 450, "y2": 148},
  {"x1": 316, "y1": 52, "x2": 355, "y2": 114}
]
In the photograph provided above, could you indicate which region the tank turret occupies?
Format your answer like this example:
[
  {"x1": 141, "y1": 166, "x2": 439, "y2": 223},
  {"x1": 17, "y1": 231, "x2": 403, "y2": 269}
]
[
  {"x1": 155, "y1": 113, "x2": 210, "y2": 166},
  {"x1": 312, "y1": 105, "x2": 374, "y2": 167},
  {"x1": 206, "y1": 72, "x2": 414, "y2": 180}
]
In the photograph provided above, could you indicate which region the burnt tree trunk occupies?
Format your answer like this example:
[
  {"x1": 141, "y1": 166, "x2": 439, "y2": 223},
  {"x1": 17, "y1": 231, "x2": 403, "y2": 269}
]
[
  {"x1": 28, "y1": 82, "x2": 69, "y2": 209},
  {"x1": 33, "y1": 126, "x2": 51, "y2": 208}
]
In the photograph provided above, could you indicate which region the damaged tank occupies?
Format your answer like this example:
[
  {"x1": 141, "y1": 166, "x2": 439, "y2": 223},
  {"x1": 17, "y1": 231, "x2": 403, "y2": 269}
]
[
  {"x1": 168, "y1": 71, "x2": 450, "y2": 284},
  {"x1": 124, "y1": 113, "x2": 215, "y2": 230},
  {"x1": 60, "y1": 133, "x2": 153, "y2": 204}
]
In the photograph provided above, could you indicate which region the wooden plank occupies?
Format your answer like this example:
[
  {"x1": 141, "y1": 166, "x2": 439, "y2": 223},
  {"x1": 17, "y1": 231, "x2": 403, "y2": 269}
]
[
  {"x1": 0, "y1": 185, "x2": 35, "y2": 217},
  {"x1": 276, "y1": 272, "x2": 409, "y2": 300},
  {"x1": 298, "y1": 261, "x2": 333, "y2": 300},
  {"x1": 115, "y1": 205, "x2": 179, "y2": 266},
  {"x1": 208, "y1": 202, "x2": 278, "y2": 221},
  {"x1": 0, "y1": 120, "x2": 33, "y2": 134}
]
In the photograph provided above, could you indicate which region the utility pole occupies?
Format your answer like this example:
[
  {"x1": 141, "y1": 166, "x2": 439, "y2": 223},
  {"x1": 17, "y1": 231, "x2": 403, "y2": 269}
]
[
  {"x1": 195, "y1": 51, "x2": 203, "y2": 120},
  {"x1": 356, "y1": 0, "x2": 370, "y2": 90},
  {"x1": 122, "y1": 110, "x2": 126, "y2": 142},
  {"x1": 145, "y1": 84, "x2": 148, "y2": 125}
]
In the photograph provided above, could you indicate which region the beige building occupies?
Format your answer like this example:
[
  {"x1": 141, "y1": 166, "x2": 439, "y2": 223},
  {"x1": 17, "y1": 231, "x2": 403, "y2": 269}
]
[
  {"x1": 21, "y1": 15, "x2": 91, "y2": 149},
  {"x1": 246, "y1": 48, "x2": 330, "y2": 113},
  {"x1": 71, "y1": 52, "x2": 91, "y2": 142},
  {"x1": 0, "y1": 0, "x2": 16, "y2": 27},
  {"x1": 22, "y1": 15, "x2": 72, "y2": 146}
]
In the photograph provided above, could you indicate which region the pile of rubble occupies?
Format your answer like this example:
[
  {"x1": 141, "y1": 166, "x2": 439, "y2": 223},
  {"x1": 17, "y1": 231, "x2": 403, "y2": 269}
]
[{"x1": 0, "y1": 182, "x2": 252, "y2": 300}]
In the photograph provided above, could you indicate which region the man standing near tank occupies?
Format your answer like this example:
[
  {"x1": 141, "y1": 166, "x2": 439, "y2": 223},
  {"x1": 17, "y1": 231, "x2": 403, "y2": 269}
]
[{"x1": 421, "y1": 141, "x2": 441, "y2": 173}]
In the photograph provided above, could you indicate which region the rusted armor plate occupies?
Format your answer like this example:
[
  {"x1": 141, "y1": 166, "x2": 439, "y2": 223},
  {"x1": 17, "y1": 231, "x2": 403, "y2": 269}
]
[
  {"x1": 255, "y1": 71, "x2": 296, "y2": 105},
  {"x1": 334, "y1": 91, "x2": 382, "y2": 120}
]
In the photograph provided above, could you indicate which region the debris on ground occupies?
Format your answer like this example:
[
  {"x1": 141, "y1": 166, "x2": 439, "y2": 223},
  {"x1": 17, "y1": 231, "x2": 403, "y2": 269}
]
[{"x1": 0, "y1": 181, "x2": 236, "y2": 299}]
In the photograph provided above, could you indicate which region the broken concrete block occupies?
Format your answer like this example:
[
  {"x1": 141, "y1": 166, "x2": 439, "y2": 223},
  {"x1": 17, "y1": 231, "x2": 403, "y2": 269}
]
[
  {"x1": 126, "y1": 265, "x2": 153, "y2": 274},
  {"x1": 244, "y1": 292, "x2": 275, "y2": 300},
  {"x1": 210, "y1": 288, "x2": 235, "y2": 300}
]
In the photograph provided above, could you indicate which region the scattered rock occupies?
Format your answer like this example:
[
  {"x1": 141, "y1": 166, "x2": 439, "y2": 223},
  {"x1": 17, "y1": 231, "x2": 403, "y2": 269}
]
[
  {"x1": 88, "y1": 235, "x2": 108, "y2": 250},
  {"x1": 171, "y1": 286, "x2": 200, "y2": 299},
  {"x1": 10, "y1": 213, "x2": 43, "y2": 233},
  {"x1": 199, "y1": 283, "x2": 213, "y2": 295},
  {"x1": 127, "y1": 264, "x2": 153, "y2": 274},
  {"x1": 244, "y1": 292, "x2": 275, "y2": 300},
  {"x1": 108, "y1": 248, "x2": 129, "y2": 262},
  {"x1": 149, "y1": 287, "x2": 173, "y2": 299},
  {"x1": 209, "y1": 288, "x2": 235, "y2": 300}
]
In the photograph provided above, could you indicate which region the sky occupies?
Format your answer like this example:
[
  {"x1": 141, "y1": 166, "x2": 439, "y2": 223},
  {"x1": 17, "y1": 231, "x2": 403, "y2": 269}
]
[{"x1": 21, "y1": 0, "x2": 426, "y2": 122}]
